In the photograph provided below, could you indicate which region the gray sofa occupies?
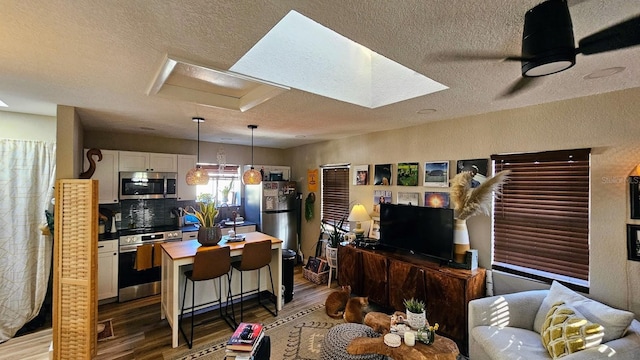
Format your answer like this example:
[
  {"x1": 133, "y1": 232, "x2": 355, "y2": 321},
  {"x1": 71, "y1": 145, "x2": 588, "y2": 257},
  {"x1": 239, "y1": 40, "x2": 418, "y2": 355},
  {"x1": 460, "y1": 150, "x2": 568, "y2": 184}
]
[{"x1": 468, "y1": 282, "x2": 640, "y2": 360}]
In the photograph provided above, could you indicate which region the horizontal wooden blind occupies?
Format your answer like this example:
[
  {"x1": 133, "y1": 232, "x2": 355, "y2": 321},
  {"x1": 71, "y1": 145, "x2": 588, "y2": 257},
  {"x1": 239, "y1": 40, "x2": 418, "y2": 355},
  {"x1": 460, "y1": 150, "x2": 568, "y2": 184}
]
[
  {"x1": 322, "y1": 167, "x2": 350, "y2": 225},
  {"x1": 492, "y1": 149, "x2": 590, "y2": 282}
]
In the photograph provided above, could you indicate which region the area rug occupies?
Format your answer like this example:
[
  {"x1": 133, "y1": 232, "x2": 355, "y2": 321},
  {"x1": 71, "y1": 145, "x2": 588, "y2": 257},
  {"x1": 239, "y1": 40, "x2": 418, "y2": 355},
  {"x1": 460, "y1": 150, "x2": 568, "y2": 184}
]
[
  {"x1": 97, "y1": 319, "x2": 114, "y2": 341},
  {"x1": 169, "y1": 304, "x2": 345, "y2": 360}
]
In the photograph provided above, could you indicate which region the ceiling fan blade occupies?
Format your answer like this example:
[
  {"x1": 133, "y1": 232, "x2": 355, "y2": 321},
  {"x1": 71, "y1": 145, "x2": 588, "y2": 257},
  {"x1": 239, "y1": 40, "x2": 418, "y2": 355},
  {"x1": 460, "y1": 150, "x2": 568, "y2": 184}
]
[
  {"x1": 433, "y1": 51, "x2": 528, "y2": 62},
  {"x1": 497, "y1": 77, "x2": 540, "y2": 99},
  {"x1": 577, "y1": 15, "x2": 640, "y2": 55}
]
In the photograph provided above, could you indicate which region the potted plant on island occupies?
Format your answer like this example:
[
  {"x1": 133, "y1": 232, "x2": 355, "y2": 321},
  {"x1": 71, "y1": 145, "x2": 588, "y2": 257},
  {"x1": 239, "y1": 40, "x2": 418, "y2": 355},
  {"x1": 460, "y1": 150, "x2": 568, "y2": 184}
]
[
  {"x1": 184, "y1": 201, "x2": 221, "y2": 246},
  {"x1": 403, "y1": 297, "x2": 427, "y2": 329}
]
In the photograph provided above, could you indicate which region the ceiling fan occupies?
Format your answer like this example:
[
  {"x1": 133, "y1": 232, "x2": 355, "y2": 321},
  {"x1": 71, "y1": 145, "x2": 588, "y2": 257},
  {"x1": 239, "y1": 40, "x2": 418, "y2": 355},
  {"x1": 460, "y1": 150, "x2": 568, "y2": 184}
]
[{"x1": 452, "y1": 0, "x2": 640, "y2": 97}]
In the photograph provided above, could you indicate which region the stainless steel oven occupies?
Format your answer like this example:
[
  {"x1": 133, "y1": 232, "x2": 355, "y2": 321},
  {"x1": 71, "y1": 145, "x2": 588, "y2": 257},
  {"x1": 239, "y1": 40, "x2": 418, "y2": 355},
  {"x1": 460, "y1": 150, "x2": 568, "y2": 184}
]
[{"x1": 118, "y1": 226, "x2": 182, "y2": 302}]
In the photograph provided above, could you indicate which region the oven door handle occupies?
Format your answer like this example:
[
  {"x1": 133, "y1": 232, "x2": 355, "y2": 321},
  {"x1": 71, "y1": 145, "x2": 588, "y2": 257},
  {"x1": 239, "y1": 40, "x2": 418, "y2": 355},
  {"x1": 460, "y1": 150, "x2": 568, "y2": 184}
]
[{"x1": 120, "y1": 245, "x2": 140, "y2": 253}]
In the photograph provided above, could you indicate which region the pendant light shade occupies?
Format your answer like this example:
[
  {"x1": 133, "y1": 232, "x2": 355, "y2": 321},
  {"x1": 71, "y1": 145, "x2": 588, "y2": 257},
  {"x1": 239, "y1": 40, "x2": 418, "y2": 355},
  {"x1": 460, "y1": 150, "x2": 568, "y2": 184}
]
[
  {"x1": 186, "y1": 117, "x2": 209, "y2": 186},
  {"x1": 242, "y1": 125, "x2": 262, "y2": 185}
]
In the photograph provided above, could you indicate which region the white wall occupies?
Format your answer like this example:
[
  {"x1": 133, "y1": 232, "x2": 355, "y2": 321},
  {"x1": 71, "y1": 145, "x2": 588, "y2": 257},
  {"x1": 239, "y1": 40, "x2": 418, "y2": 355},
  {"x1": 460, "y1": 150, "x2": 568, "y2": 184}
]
[
  {"x1": 288, "y1": 87, "x2": 640, "y2": 316},
  {"x1": 0, "y1": 111, "x2": 56, "y2": 142}
]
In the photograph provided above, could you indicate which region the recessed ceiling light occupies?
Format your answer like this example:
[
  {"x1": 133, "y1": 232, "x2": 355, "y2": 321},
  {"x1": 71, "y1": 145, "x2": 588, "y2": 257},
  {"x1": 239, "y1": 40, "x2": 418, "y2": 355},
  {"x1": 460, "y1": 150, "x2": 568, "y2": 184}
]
[
  {"x1": 584, "y1": 67, "x2": 625, "y2": 80},
  {"x1": 0, "y1": 99, "x2": 7, "y2": 107},
  {"x1": 417, "y1": 108, "x2": 436, "y2": 114},
  {"x1": 140, "y1": 126, "x2": 155, "y2": 131}
]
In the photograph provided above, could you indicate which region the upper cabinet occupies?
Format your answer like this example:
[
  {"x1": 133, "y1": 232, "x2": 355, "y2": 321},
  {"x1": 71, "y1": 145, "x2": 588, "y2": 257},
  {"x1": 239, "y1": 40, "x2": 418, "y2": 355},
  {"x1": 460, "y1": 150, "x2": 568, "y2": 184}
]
[
  {"x1": 83, "y1": 148, "x2": 119, "y2": 204},
  {"x1": 245, "y1": 165, "x2": 291, "y2": 181},
  {"x1": 119, "y1": 151, "x2": 177, "y2": 172},
  {"x1": 177, "y1": 154, "x2": 197, "y2": 201}
]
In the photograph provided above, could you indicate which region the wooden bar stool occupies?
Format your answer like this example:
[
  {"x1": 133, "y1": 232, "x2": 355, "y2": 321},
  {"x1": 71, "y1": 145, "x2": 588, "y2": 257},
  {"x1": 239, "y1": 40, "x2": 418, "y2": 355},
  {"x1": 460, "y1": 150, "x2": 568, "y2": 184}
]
[
  {"x1": 230, "y1": 240, "x2": 277, "y2": 323},
  {"x1": 179, "y1": 246, "x2": 235, "y2": 349}
]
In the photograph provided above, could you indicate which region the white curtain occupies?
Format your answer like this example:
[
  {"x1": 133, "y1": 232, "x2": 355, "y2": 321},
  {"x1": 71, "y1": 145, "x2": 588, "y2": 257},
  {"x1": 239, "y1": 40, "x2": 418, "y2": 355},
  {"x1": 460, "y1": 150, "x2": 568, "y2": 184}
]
[{"x1": 0, "y1": 139, "x2": 56, "y2": 343}]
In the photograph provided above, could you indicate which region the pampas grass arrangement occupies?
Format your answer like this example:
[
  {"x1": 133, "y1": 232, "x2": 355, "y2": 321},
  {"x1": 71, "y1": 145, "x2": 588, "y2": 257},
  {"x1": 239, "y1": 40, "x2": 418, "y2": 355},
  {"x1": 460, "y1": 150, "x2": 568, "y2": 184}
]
[{"x1": 450, "y1": 170, "x2": 510, "y2": 220}]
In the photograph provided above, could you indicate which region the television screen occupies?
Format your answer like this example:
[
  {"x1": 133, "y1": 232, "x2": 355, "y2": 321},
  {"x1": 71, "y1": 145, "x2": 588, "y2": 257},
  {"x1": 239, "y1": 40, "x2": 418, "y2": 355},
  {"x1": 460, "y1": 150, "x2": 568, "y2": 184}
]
[{"x1": 379, "y1": 203, "x2": 454, "y2": 263}]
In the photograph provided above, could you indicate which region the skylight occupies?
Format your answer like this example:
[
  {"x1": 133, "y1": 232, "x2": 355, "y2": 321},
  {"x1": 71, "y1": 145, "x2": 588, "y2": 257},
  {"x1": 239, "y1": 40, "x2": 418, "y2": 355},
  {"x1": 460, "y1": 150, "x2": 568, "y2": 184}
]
[{"x1": 230, "y1": 10, "x2": 448, "y2": 109}]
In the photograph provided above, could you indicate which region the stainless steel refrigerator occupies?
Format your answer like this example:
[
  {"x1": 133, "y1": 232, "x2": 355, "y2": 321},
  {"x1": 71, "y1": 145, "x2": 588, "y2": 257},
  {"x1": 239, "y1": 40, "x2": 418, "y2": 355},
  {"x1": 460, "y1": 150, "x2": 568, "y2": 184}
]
[{"x1": 245, "y1": 180, "x2": 298, "y2": 250}]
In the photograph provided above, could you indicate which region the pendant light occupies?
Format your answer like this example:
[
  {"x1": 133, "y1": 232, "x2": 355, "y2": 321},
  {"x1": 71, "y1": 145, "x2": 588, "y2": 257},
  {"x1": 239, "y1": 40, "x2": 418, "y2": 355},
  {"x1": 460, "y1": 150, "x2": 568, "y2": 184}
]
[
  {"x1": 185, "y1": 117, "x2": 209, "y2": 185},
  {"x1": 242, "y1": 125, "x2": 262, "y2": 185}
]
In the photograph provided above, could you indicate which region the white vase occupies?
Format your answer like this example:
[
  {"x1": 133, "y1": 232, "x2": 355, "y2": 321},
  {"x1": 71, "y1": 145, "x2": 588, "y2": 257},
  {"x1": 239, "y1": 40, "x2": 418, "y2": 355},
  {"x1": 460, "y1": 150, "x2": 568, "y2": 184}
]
[
  {"x1": 453, "y1": 219, "x2": 470, "y2": 263},
  {"x1": 406, "y1": 309, "x2": 426, "y2": 329}
]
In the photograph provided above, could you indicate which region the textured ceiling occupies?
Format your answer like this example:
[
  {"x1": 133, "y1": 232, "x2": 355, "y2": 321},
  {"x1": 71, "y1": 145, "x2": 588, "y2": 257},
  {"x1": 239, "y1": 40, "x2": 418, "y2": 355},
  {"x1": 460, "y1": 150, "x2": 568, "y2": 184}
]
[{"x1": 0, "y1": 0, "x2": 639, "y2": 149}]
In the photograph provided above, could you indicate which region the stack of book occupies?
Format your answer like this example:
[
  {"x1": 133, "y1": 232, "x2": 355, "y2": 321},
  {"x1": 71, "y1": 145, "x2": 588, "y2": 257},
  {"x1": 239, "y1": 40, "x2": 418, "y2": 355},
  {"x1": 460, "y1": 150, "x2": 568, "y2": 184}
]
[{"x1": 225, "y1": 322, "x2": 265, "y2": 360}]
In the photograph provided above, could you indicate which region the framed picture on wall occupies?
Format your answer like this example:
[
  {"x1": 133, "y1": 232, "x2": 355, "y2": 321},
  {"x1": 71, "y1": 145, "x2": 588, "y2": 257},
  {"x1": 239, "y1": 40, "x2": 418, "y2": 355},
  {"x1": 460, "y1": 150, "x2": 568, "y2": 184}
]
[
  {"x1": 374, "y1": 164, "x2": 393, "y2": 185},
  {"x1": 630, "y1": 177, "x2": 640, "y2": 219},
  {"x1": 398, "y1": 192, "x2": 420, "y2": 206},
  {"x1": 397, "y1": 162, "x2": 419, "y2": 186},
  {"x1": 424, "y1": 192, "x2": 450, "y2": 208},
  {"x1": 353, "y1": 165, "x2": 369, "y2": 185},
  {"x1": 424, "y1": 161, "x2": 449, "y2": 187},
  {"x1": 456, "y1": 158, "x2": 489, "y2": 188},
  {"x1": 627, "y1": 224, "x2": 640, "y2": 261}
]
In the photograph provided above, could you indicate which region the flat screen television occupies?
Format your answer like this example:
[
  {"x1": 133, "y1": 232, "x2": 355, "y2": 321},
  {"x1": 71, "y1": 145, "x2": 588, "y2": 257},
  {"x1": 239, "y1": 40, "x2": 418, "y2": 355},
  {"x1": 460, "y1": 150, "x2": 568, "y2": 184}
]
[{"x1": 379, "y1": 203, "x2": 454, "y2": 263}]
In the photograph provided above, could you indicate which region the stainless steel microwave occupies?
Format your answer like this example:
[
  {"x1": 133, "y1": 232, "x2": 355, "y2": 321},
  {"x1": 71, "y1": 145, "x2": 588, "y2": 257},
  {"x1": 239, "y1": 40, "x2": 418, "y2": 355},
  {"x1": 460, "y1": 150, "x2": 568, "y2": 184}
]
[{"x1": 119, "y1": 172, "x2": 177, "y2": 200}]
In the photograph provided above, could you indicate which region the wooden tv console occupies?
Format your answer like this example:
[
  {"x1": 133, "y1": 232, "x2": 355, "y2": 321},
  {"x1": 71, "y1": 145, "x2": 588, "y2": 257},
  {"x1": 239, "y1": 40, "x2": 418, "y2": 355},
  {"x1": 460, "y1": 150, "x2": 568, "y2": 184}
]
[{"x1": 337, "y1": 244, "x2": 485, "y2": 355}]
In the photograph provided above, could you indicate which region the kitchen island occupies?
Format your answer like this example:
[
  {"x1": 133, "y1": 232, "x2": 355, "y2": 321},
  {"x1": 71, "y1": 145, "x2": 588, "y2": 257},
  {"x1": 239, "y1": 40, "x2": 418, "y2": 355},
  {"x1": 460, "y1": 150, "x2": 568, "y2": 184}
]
[{"x1": 160, "y1": 232, "x2": 283, "y2": 348}]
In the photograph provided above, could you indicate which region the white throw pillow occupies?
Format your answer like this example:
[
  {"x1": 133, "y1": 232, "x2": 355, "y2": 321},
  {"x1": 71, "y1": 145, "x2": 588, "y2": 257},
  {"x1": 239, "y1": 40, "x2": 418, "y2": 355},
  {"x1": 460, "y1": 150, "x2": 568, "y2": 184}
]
[{"x1": 534, "y1": 281, "x2": 634, "y2": 343}]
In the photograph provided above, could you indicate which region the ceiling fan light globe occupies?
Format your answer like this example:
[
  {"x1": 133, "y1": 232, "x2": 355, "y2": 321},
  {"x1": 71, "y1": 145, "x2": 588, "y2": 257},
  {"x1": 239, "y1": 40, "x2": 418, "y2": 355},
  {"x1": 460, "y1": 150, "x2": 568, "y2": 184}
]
[{"x1": 523, "y1": 58, "x2": 575, "y2": 77}]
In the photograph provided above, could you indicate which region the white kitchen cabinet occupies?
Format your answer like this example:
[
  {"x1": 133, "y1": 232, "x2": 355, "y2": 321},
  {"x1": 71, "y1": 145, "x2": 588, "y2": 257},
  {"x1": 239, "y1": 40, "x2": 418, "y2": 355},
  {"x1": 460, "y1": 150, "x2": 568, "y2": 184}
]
[
  {"x1": 83, "y1": 148, "x2": 119, "y2": 204},
  {"x1": 97, "y1": 240, "x2": 118, "y2": 301},
  {"x1": 177, "y1": 154, "x2": 197, "y2": 201},
  {"x1": 119, "y1": 151, "x2": 177, "y2": 172}
]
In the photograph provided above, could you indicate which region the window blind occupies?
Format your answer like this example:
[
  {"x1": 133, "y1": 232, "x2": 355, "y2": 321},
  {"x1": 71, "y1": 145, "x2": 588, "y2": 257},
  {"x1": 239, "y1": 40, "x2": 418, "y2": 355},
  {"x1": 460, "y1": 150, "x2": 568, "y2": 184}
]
[
  {"x1": 492, "y1": 149, "x2": 590, "y2": 283},
  {"x1": 322, "y1": 167, "x2": 350, "y2": 225}
]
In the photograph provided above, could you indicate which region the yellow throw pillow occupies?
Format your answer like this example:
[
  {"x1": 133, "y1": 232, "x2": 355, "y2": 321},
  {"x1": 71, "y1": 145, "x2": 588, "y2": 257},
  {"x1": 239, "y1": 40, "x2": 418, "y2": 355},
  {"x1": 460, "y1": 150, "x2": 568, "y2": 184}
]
[{"x1": 541, "y1": 301, "x2": 604, "y2": 359}]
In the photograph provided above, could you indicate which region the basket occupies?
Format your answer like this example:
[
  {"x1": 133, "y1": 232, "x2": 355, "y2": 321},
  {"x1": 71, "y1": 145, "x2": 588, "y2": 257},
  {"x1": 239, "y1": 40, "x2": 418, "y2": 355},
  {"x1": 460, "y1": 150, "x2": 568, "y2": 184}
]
[{"x1": 303, "y1": 267, "x2": 329, "y2": 285}]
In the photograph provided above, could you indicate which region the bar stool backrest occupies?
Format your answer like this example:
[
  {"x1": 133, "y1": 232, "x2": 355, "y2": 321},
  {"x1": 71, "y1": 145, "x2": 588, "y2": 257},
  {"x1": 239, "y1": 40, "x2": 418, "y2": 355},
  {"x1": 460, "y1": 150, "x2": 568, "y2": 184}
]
[
  {"x1": 192, "y1": 246, "x2": 231, "y2": 281},
  {"x1": 237, "y1": 240, "x2": 272, "y2": 271}
]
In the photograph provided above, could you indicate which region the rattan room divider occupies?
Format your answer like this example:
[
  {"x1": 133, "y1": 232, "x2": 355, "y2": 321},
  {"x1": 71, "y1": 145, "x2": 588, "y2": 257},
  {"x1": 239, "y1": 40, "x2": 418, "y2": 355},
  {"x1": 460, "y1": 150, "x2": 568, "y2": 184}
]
[{"x1": 53, "y1": 179, "x2": 98, "y2": 359}]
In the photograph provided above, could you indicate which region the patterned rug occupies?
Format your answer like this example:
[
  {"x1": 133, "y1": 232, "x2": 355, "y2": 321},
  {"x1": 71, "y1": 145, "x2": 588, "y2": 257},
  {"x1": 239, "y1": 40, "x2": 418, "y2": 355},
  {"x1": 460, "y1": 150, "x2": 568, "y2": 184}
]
[{"x1": 169, "y1": 304, "x2": 345, "y2": 360}]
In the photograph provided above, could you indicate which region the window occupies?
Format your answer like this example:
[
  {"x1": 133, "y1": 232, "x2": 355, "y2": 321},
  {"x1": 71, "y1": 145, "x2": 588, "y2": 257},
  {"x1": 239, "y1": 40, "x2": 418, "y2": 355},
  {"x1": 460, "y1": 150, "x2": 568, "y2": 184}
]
[
  {"x1": 491, "y1": 149, "x2": 590, "y2": 289},
  {"x1": 321, "y1": 166, "x2": 350, "y2": 229},
  {"x1": 195, "y1": 165, "x2": 241, "y2": 206}
]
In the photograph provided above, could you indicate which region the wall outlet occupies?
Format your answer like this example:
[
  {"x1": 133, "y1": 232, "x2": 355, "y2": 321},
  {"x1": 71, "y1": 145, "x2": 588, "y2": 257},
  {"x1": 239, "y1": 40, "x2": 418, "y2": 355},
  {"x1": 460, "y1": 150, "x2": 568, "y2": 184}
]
[{"x1": 115, "y1": 213, "x2": 121, "y2": 221}]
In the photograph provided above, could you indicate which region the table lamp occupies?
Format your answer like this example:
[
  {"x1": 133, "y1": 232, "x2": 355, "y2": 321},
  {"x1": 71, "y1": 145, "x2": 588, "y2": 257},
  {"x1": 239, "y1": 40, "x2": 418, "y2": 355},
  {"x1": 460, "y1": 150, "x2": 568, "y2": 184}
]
[{"x1": 348, "y1": 204, "x2": 371, "y2": 239}]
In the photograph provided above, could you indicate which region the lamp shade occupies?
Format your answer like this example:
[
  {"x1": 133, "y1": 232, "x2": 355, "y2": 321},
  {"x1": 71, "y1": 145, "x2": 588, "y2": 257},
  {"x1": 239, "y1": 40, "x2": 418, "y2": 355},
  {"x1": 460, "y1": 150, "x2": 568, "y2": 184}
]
[
  {"x1": 348, "y1": 204, "x2": 371, "y2": 223},
  {"x1": 242, "y1": 167, "x2": 262, "y2": 185},
  {"x1": 186, "y1": 166, "x2": 209, "y2": 185}
]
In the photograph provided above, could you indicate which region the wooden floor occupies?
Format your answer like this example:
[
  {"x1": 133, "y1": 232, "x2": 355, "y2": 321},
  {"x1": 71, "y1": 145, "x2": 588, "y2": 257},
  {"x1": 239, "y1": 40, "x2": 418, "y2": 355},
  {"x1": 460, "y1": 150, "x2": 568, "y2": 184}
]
[{"x1": 0, "y1": 265, "x2": 337, "y2": 360}]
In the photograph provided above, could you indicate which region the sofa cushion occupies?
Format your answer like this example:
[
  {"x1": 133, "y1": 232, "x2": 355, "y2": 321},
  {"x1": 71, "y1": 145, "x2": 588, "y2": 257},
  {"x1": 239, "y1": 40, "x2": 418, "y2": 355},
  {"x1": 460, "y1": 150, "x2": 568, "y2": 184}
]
[
  {"x1": 471, "y1": 325, "x2": 550, "y2": 360},
  {"x1": 534, "y1": 281, "x2": 634, "y2": 343},
  {"x1": 541, "y1": 302, "x2": 604, "y2": 359}
]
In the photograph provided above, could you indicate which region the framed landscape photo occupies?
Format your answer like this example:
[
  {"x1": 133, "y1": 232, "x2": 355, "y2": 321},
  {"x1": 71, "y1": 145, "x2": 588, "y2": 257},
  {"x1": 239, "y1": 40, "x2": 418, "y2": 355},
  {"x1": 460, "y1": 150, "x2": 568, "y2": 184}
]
[
  {"x1": 374, "y1": 164, "x2": 392, "y2": 185},
  {"x1": 424, "y1": 161, "x2": 449, "y2": 187},
  {"x1": 456, "y1": 158, "x2": 489, "y2": 188},
  {"x1": 398, "y1": 192, "x2": 420, "y2": 206},
  {"x1": 627, "y1": 224, "x2": 640, "y2": 261},
  {"x1": 424, "y1": 192, "x2": 450, "y2": 208},
  {"x1": 397, "y1": 162, "x2": 419, "y2": 186},
  {"x1": 353, "y1": 165, "x2": 369, "y2": 185}
]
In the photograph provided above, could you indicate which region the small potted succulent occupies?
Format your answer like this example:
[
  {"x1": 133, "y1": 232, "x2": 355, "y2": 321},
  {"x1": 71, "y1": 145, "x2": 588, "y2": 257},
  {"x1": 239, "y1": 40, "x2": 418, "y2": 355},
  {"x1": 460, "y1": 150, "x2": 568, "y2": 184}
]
[{"x1": 403, "y1": 297, "x2": 427, "y2": 329}]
